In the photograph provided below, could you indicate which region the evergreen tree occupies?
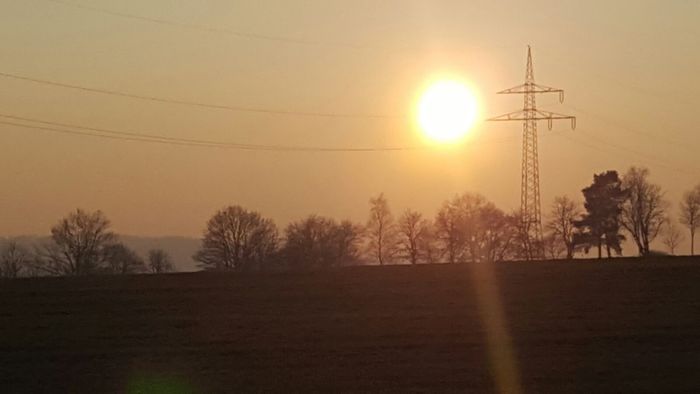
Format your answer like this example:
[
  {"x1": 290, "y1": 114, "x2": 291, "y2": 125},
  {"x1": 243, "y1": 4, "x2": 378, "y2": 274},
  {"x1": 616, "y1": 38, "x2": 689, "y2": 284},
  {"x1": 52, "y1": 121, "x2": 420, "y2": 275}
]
[{"x1": 574, "y1": 171, "x2": 627, "y2": 258}]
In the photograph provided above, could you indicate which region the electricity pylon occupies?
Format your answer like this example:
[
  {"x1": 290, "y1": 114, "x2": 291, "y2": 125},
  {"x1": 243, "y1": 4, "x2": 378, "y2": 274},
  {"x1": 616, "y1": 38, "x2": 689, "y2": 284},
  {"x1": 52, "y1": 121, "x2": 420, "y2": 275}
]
[{"x1": 488, "y1": 46, "x2": 576, "y2": 260}]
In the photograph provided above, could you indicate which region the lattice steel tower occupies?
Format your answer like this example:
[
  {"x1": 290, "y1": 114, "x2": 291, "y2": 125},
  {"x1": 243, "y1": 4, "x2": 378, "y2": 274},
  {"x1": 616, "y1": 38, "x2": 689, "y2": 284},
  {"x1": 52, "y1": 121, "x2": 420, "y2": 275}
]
[{"x1": 488, "y1": 46, "x2": 576, "y2": 259}]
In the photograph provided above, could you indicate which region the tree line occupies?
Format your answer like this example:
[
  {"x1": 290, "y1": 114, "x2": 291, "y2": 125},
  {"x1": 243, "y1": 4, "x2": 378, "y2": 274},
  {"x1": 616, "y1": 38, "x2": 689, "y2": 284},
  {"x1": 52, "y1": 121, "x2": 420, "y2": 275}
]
[
  {"x1": 0, "y1": 211, "x2": 174, "y2": 278},
  {"x1": 2, "y1": 165, "x2": 699, "y2": 278}
]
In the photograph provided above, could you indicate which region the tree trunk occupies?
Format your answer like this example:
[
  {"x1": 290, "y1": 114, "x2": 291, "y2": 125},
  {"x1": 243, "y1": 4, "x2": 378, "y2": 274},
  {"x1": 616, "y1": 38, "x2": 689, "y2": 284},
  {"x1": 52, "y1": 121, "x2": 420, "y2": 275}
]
[
  {"x1": 636, "y1": 242, "x2": 645, "y2": 257},
  {"x1": 642, "y1": 238, "x2": 650, "y2": 257},
  {"x1": 692, "y1": 230, "x2": 695, "y2": 256},
  {"x1": 597, "y1": 238, "x2": 602, "y2": 259}
]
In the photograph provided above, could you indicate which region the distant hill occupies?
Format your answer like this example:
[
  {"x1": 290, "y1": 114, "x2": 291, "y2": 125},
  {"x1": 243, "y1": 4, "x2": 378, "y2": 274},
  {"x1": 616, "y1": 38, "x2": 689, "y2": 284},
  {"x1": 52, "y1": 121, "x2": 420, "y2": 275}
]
[
  {"x1": 0, "y1": 235, "x2": 201, "y2": 272},
  {"x1": 119, "y1": 236, "x2": 201, "y2": 272}
]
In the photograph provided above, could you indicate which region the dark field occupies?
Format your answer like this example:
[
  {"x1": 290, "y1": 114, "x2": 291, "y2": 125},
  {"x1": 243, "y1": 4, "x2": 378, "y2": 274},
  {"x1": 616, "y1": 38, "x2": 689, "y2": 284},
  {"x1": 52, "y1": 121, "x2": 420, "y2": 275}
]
[{"x1": 2, "y1": 259, "x2": 700, "y2": 393}]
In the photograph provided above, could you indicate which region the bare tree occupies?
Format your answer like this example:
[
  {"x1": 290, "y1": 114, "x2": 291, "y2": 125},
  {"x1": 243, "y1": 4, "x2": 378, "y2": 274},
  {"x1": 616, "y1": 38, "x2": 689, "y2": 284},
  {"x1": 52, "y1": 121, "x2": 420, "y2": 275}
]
[
  {"x1": 334, "y1": 220, "x2": 363, "y2": 267},
  {"x1": 621, "y1": 167, "x2": 668, "y2": 257},
  {"x1": 435, "y1": 199, "x2": 464, "y2": 264},
  {"x1": 365, "y1": 193, "x2": 397, "y2": 265},
  {"x1": 104, "y1": 243, "x2": 146, "y2": 275},
  {"x1": 417, "y1": 220, "x2": 440, "y2": 264},
  {"x1": 680, "y1": 185, "x2": 700, "y2": 255},
  {"x1": 546, "y1": 196, "x2": 582, "y2": 259},
  {"x1": 194, "y1": 206, "x2": 278, "y2": 272},
  {"x1": 511, "y1": 211, "x2": 536, "y2": 260},
  {"x1": 1, "y1": 241, "x2": 29, "y2": 278},
  {"x1": 148, "y1": 249, "x2": 175, "y2": 273},
  {"x1": 543, "y1": 233, "x2": 566, "y2": 260},
  {"x1": 283, "y1": 216, "x2": 361, "y2": 269},
  {"x1": 453, "y1": 193, "x2": 491, "y2": 262},
  {"x1": 35, "y1": 209, "x2": 116, "y2": 276},
  {"x1": 496, "y1": 210, "x2": 531, "y2": 261},
  {"x1": 434, "y1": 193, "x2": 515, "y2": 263},
  {"x1": 397, "y1": 209, "x2": 430, "y2": 264},
  {"x1": 478, "y1": 205, "x2": 518, "y2": 263},
  {"x1": 662, "y1": 221, "x2": 684, "y2": 255}
]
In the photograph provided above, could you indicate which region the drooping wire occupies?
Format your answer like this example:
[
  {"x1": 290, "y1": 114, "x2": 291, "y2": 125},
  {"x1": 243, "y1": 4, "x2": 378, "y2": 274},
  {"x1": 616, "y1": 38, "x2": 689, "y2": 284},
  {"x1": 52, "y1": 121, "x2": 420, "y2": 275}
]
[
  {"x1": 561, "y1": 132, "x2": 700, "y2": 177},
  {"x1": 40, "y1": 0, "x2": 522, "y2": 53},
  {"x1": 0, "y1": 71, "x2": 398, "y2": 119},
  {"x1": 0, "y1": 118, "x2": 419, "y2": 152},
  {"x1": 40, "y1": 0, "x2": 404, "y2": 50},
  {"x1": 0, "y1": 113, "x2": 535, "y2": 153},
  {"x1": 560, "y1": 103, "x2": 690, "y2": 150}
]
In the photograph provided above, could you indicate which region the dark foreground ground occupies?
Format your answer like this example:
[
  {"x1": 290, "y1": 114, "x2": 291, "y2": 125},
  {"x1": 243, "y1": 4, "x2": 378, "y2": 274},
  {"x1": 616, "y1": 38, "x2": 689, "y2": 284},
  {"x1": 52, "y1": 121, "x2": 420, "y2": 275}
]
[{"x1": 2, "y1": 258, "x2": 700, "y2": 393}]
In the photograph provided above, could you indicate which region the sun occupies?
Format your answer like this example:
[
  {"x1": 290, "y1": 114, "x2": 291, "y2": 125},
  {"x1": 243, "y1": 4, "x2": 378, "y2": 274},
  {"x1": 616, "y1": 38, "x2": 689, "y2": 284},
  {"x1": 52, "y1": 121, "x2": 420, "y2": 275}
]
[{"x1": 418, "y1": 80, "x2": 478, "y2": 143}]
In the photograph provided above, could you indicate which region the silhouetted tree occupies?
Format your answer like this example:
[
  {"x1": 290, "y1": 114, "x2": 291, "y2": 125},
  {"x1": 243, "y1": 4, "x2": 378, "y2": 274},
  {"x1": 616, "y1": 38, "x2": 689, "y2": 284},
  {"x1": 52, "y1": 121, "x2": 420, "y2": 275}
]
[
  {"x1": 194, "y1": 206, "x2": 278, "y2": 271},
  {"x1": 680, "y1": 185, "x2": 700, "y2": 255},
  {"x1": 459, "y1": 194, "x2": 488, "y2": 262},
  {"x1": 435, "y1": 198, "x2": 464, "y2": 264},
  {"x1": 365, "y1": 193, "x2": 397, "y2": 265},
  {"x1": 397, "y1": 209, "x2": 431, "y2": 264},
  {"x1": 148, "y1": 249, "x2": 175, "y2": 273},
  {"x1": 543, "y1": 233, "x2": 566, "y2": 260},
  {"x1": 497, "y1": 213, "x2": 523, "y2": 262},
  {"x1": 511, "y1": 211, "x2": 542, "y2": 261},
  {"x1": 1, "y1": 241, "x2": 29, "y2": 278},
  {"x1": 104, "y1": 243, "x2": 146, "y2": 275},
  {"x1": 574, "y1": 171, "x2": 627, "y2": 259},
  {"x1": 283, "y1": 215, "x2": 360, "y2": 269},
  {"x1": 546, "y1": 196, "x2": 582, "y2": 259},
  {"x1": 35, "y1": 209, "x2": 116, "y2": 275},
  {"x1": 435, "y1": 193, "x2": 514, "y2": 263},
  {"x1": 621, "y1": 167, "x2": 667, "y2": 257},
  {"x1": 469, "y1": 202, "x2": 515, "y2": 263},
  {"x1": 417, "y1": 220, "x2": 440, "y2": 264},
  {"x1": 662, "y1": 221, "x2": 684, "y2": 255},
  {"x1": 333, "y1": 220, "x2": 363, "y2": 267},
  {"x1": 517, "y1": 219, "x2": 543, "y2": 260}
]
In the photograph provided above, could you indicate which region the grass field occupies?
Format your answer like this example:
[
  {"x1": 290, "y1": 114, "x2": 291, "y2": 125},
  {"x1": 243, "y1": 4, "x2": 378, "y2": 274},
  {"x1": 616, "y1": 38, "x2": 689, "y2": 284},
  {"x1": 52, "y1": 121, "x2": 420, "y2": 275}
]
[{"x1": 2, "y1": 258, "x2": 700, "y2": 393}]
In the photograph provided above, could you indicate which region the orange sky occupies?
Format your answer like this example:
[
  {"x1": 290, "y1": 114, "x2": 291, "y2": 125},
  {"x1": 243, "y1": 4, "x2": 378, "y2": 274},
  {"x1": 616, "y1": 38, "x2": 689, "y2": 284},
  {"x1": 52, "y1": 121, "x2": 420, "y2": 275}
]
[{"x1": 1, "y1": 0, "x2": 699, "y2": 250}]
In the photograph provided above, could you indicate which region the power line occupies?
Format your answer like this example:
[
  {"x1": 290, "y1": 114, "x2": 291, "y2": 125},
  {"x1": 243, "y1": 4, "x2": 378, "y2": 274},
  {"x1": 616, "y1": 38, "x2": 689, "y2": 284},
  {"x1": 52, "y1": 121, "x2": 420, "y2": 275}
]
[
  {"x1": 0, "y1": 112, "x2": 536, "y2": 152},
  {"x1": 561, "y1": 132, "x2": 700, "y2": 177},
  {"x1": 41, "y1": 0, "x2": 400, "y2": 50},
  {"x1": 559, "y1": 103, "x2": 690, "y2": 151},
  {"x1": 0, "y1": 113, "x2": 265, "y2": 148},
  {"x1": 0, "y1": 118, "x2": 419, "y2": 152},
  {"x1": 0, "y1": 113, "x2": 320, "y2": 149},
  {"x1": 0, "y1": 71, "x2": 397, "y2": 119},
  {"x1": 40, "y1": 0, "x2": 521, "y2": 53}
]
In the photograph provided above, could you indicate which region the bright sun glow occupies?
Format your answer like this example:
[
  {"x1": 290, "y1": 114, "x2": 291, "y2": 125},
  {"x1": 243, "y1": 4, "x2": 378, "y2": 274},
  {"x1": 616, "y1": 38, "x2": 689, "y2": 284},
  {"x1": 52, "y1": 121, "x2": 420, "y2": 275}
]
[{"x1": 418, "y1": 80, "x2": 478, "y2": 143}]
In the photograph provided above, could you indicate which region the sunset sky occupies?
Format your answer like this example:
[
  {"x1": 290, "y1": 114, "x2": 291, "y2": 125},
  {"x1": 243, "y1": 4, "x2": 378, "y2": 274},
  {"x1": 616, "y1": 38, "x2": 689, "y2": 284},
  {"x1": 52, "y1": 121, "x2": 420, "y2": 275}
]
[{"x1": 1, "y1": 0, "x2": 698, "y2": 242}]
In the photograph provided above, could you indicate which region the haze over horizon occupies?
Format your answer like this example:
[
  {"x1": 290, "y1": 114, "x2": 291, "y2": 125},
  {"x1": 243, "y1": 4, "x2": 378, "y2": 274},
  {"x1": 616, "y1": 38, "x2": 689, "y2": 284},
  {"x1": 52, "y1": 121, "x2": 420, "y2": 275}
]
[{"x1": 2, "y1": 0, "x2": 699, "y2": 239}]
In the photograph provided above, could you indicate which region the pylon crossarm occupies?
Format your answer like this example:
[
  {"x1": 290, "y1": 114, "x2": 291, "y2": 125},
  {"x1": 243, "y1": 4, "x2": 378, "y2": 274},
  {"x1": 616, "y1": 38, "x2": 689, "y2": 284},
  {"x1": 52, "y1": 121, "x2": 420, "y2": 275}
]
[
  {"x1": 497, "y1": 83, "x2": 565, "y2": 102},
  {"x1": 533, "y1": 110, "x2": 574, "y2": 119},
  {"x1": 486, "y1": 110, "x2": 528, "y2": 122},
  {"x1": 488, "y1": 110, "x2": 575, "y2": 121},
  {"x1": 535, "y1": 110, "x2": 577, "y2": 130}
]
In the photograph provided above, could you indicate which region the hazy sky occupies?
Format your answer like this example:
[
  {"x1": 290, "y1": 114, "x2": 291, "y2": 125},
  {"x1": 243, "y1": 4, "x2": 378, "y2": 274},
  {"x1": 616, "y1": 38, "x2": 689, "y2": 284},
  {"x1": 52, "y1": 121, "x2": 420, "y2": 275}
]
[{"x1": 1, "y1": 0, "x2": 699, "y2": 246}]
